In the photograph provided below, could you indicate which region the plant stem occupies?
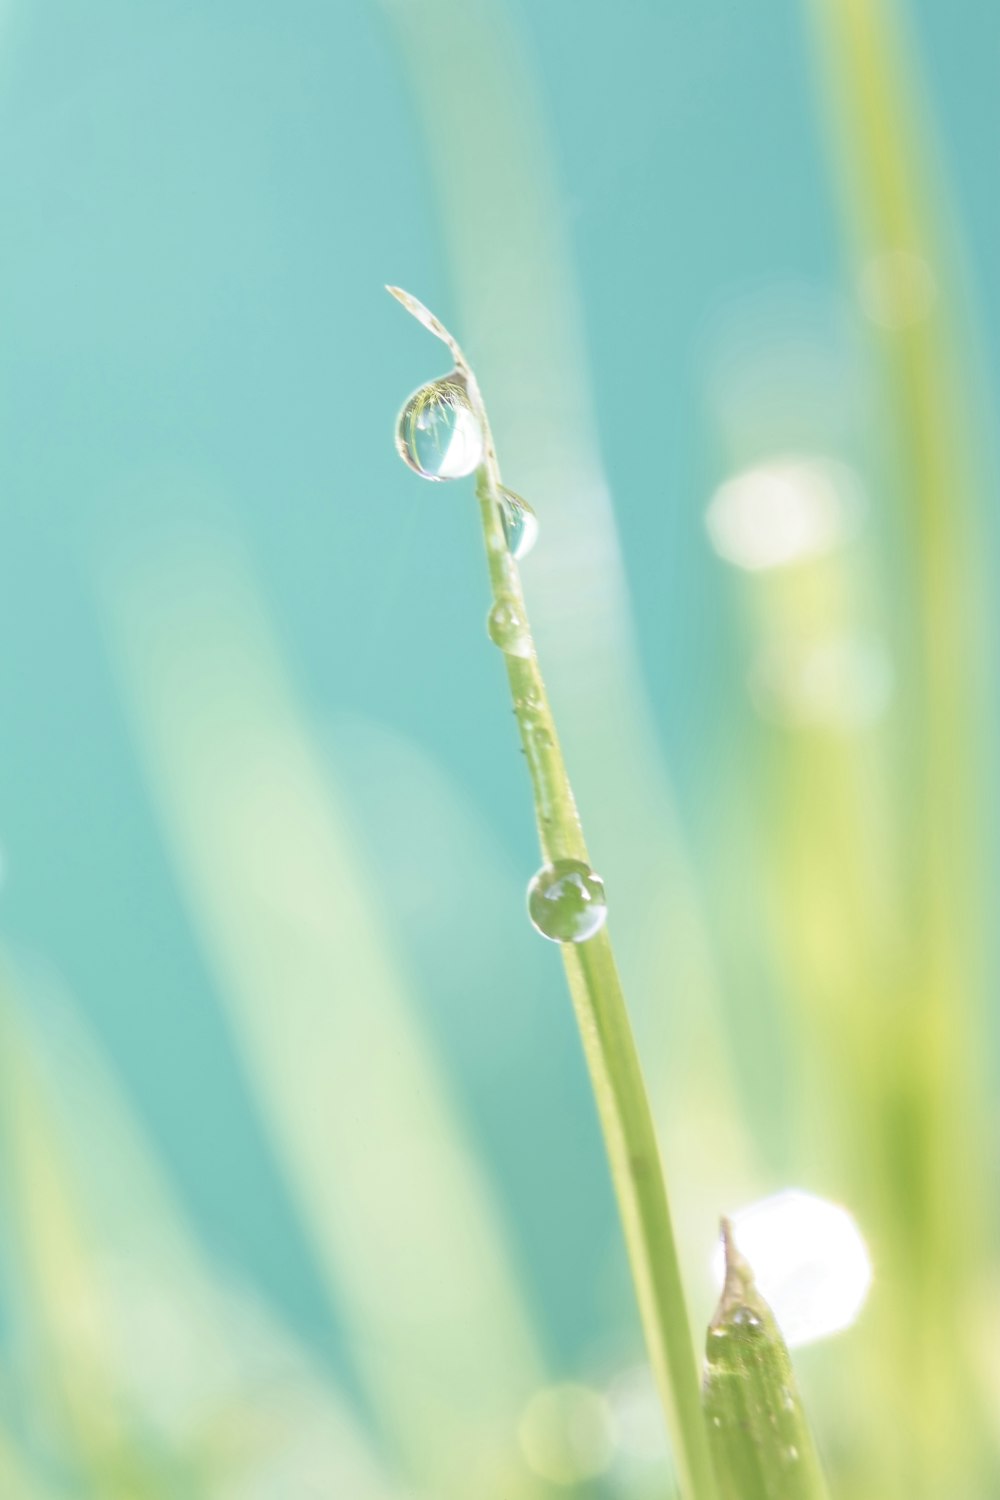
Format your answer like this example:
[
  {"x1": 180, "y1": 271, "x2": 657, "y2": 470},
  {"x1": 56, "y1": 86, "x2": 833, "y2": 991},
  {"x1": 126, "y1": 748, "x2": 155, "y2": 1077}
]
[
  {"x1": 388, "y1": 287, "x2": 717, "y2": 1500},
  {"x1": 477, "y1": 482, "x2": 716, "y2": 1500}
]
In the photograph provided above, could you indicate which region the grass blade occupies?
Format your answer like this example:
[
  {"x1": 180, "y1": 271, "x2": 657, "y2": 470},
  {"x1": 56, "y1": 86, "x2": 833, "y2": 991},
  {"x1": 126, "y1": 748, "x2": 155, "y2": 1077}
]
[
  {"x1": 391, "y1": 288, "x2": 718, "y2": 1500},
  {"x1": 703, "y1": 1222, "x2": 828, "y2": 1500}
]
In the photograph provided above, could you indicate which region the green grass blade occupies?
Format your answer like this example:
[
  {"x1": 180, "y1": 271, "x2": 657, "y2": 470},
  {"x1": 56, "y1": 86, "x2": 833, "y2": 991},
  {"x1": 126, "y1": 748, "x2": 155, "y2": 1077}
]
[
  {"x1": 0, "y1": 953, "x2": 409, "y2": 1499},
  {"x1": 799, "y1": 2, "x2": 995, "y2": 1491},
  {"x1": 391, "y1": 288, "x2": 718, "y2": 1500},
  {"x1": 0, "y1": 1425, "x2": 64, "y2": 1500},
  {"x1": 0, "y1": 964, "x2": 178, "y2": 1498},
  {"x1": 703, "y1": 1223, "x2": 828, "y2": 1500},
  {"x1": 384, "y1": 0, "x2": 757, "y2": 1282}
]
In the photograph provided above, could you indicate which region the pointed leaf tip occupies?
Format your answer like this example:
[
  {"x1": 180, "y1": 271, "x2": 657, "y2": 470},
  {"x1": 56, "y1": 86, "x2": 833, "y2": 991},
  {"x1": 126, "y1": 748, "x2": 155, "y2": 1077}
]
[
  {"x1": 717, "y1": 1217, "x2": 758, "y2": 1319},
  {"x1": 704, "y1": 1219, "x2": 830, "y2": 1498}
]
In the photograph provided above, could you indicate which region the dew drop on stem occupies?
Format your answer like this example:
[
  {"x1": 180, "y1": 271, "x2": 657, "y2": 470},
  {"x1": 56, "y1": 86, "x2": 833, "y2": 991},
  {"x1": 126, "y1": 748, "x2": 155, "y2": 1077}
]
[
  {"x1": 527, "y1": 859, "x2": 608, "y2": 943},
  {"x1": 395, "y1": 371, "x2": 484, "y2": 480},
  {"x1": 498, "y1": 487, "x2": 539, "y2": 559},
  {"x1": 487, "y1": 597, "x2": 532, "y2": 658}
]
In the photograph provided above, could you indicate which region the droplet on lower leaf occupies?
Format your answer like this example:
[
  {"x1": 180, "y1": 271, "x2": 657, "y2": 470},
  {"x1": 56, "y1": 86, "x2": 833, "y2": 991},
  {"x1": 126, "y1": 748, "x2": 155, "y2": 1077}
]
[
  {"x1": 487, "y1": 597, "x2": 532, "y2": 658},
  {"x1": 527, "y1": 859, "x2": 608, "y2": 943},
  {"x1": 395, "y1": 372, "x2": 484, "y2": 480},
  {"x1": 499, "y1": 488, "x2": 539, "y2": 559}
]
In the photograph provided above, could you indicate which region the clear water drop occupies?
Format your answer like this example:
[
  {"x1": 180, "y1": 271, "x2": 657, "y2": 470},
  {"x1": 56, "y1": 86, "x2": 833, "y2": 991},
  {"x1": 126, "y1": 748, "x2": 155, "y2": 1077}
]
[
  {"x1": 514, "y1": 687, "x2": 543, "y2": 715},
  {"x1": 527, "y1": 859, "x2": 608, "y2": 943},
  {"x1": 499, "y1": 487, "x2": 539, "y2": 559},
  {"x1": 395, "y1": 371, "x2": 484, "y2": 480},
  {"x1": 487, "y1": 597, "x2": 532, "y2": 658}
]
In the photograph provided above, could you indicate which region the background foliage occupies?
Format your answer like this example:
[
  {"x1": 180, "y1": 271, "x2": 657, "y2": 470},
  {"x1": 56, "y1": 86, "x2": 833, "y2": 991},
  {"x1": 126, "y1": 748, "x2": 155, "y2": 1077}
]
[{"x1": 0, "y1": 1, "x2": 996, "y2": 1495}]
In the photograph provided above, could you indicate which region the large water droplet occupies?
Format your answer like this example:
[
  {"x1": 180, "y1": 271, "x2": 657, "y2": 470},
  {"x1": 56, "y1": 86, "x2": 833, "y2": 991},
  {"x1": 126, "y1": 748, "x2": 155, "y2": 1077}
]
[
  {"x1": 487, "y1": 596, "x2": 532, "y2": 658},
  {"x1": 395, "y1": 372, "x2": 484, "y2": 480},
  {"x1": 499, "y1": 488, "x2": 538, "y2": 559},
  {"x1": 527, "y1": 859, "x2": 607, "y2": 943}
]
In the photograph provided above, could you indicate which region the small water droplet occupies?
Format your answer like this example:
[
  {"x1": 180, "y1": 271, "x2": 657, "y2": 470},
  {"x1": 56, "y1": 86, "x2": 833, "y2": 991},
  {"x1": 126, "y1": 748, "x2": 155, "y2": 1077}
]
[
  {"x1": 498, "y1": 487, "x2": 539, "y2": 559},
  {"x1": 395, "y1": 372, "x2": 484, "y2": 480},
  {"x1": 525, "y1": 720, "x2": 554, "y2": 752},
  {"x1": 515, "y1": 687, "x2": 544, "y2": 715},
  {"x1": 527, "y1": 859, "x2": 608, "y2": 943},
  {"x1": 487, "y1": 597, "x2": 532, "y2": 658}
]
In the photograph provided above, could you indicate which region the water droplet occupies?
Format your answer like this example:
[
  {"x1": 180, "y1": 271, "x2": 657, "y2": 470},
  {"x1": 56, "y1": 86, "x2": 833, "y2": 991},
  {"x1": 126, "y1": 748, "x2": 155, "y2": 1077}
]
[
  {"x1": 487, "y1": 597, "x2": 532, "y2": 658},
  {"x1": 498, "y1": 487, "x2": 538, "y2": 559},
  {"x1": 395, "y1": 372, "x2": 484, "y2": 480},
  {"x1": 514, "y1": 687, "x2": 543, "y2": 715},
  {"x1": 527, "y1": 859, "x2": 607, "y2": 943},
  {"x1": 524, "y1": 720, "x2": 553, "y2": 752}
]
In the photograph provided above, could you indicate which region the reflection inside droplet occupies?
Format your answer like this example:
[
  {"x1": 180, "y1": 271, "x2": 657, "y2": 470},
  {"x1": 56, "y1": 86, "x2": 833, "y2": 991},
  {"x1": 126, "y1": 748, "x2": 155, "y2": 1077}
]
[
  {"x1": 710, "y1": 1189, "x2": 872, "y2": 1347},
  {"x1": 395, "y1": 371, "x2": 484, "y2": 480},
  {"x1": 498, "y1": 487, "x2": 539, "y2": 559},
  {"x1": 487, "y1": 596, "x2": 532, "y2": 658},
  {"x1": 527, "y1": 859, "x2": 608, "y2": 943}
]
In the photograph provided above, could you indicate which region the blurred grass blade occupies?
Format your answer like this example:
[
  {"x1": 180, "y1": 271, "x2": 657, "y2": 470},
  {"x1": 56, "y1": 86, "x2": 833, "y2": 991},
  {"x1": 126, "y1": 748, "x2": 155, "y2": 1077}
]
[
  {"x1": 0, "y1": 1426, "x2": 62, "y2": 1500},
  {"x1": 0, "y1": 952, "x2": 402, "y2": 1500},
  {"x1": 703, "y1": 1223, "x2": 828, "y2": 1500},
  {"x1": 802, "y1": 1, "x2": 994, "y2": 1492},
  {"x1": 99, "y1": 525, "x2": 550, "y2": 1500},
  {"x1": 0, "y1": 961, "x2": 178, "y2": 1498}
]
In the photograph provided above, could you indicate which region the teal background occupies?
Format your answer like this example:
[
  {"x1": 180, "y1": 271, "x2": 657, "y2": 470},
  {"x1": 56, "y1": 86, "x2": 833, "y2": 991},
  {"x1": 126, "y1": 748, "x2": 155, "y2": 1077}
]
[{"x1": 0, "y1": 2, "x2": 996, "y2": 1494}]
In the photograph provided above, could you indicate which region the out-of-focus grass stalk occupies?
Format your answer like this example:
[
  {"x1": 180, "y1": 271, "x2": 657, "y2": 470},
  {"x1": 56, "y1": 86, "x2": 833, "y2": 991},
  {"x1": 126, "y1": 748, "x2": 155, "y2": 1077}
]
[
  {"x1": 0, "y1": 1426, "x2": 58, "y2": 1499},
  {"x1": 0, "y1": 960, "x2": 403, "y2": 1500},
  {"x1": 703, "y1": 1223, "x2": 828, "y2": 1500},
  {"x1": 798, "y1": 1, "x2": 993, "y2": 1492},
  {"x1": 390, "y1": 288, "x2": 718, "y2": 1500},
  {"x1": 101, "y1": 529, "x2": 552, "y2": 1500},
  {"x1": 0, "y1": 965, "x2": 166, "y2": 1498}
]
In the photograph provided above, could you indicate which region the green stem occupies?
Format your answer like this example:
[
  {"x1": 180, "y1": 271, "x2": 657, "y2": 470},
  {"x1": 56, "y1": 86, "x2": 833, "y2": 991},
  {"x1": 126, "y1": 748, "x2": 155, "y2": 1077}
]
[
  {"x1": 475, "y1": 475, "x2": 715, "y2": 1500},
  {"x1": 390, "y1": 284, "x2": 716, "y2": 1499}
]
